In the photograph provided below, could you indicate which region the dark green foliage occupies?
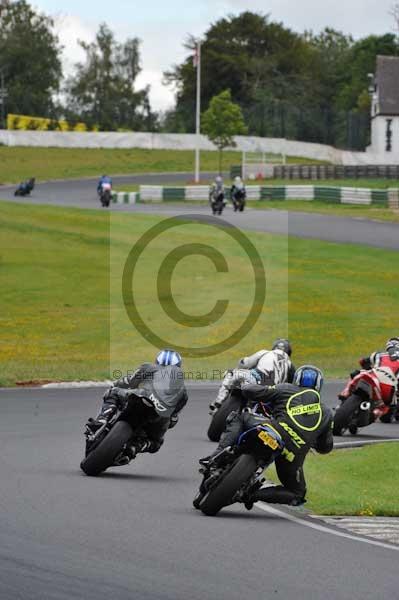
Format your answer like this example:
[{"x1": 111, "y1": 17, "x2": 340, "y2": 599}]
[
  {"x1": 164, "y1": 13, "x2": 399, "y2": 149},
  {"x1": 0, "y1": 0, "x2": 62, "y2": 118},
  {"x1": 65, "y1": 23, "x2": 157, "y2": 131}
]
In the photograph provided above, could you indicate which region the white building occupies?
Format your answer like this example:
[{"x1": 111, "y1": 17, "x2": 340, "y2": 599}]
[{"x1": 367, "y1": 55, "x2": 399, "y2": 161}]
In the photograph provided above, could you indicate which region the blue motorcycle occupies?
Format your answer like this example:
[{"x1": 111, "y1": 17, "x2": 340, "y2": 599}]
[{"x1": 14, "y1": 177, "x2": 35, "y2": 197}]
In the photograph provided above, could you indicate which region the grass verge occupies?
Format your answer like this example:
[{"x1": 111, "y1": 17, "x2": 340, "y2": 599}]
[
  {"x1": 1, "y1": 200, "x2": 398, "y2": 385},
  {"x1": 248, "y1": 200, "x2": 399, "y2": 222},
  {"x1": 268, "y1": 443, "x2": 399, "y2": 516},
  {"x1": 247, "y1": 178, "x2": 399, "y2": 189},
  {"x1": 0, "y1": 147, "x2": 325, "y2": 184}
]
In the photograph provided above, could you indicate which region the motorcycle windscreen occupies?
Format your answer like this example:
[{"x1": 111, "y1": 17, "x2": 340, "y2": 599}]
[{"x1": 150, "y1": 366, "x2": 185, "y2": 418}]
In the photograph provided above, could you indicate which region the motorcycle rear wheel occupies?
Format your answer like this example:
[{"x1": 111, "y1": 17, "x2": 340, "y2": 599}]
[
  {"x1": 207, "y1": 394, "x2": 242, "y2": 442},
  {"x1": 199, "y1": 454, "x2": 257, "y2": 516},
  {"x1": 80, "y1": 421, "x2": 133, "y2": 476},
  {"x1": 333, "y1": 395, "x2": 361, "y2": 436}
]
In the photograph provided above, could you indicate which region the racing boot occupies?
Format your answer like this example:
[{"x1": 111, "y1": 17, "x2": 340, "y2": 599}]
[{"x1": 85, "y1": 403, "x2": 117, "y2": 434}]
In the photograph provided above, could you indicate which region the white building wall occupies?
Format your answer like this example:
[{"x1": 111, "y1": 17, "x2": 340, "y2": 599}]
[
  {"x1": 367, "y1": 115, "x2": 399, "y2": 160},
  {"x1": 1, "y1": 129, "x2": 399, "y2": 165}
]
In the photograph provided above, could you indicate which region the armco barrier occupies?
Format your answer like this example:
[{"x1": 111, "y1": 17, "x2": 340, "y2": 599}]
[
  {"x1": 112, "y1": 192, "x2": 137, "y2": 204},
  {"x1": 137, "y1": 185, "x2": 393, "y2": 207},
  {"x1": 314, "y1": 187, "x2": 341, "y2": 203},
  {"x1": 388, "y1": 189, "x2": 399, "y2": 209}
]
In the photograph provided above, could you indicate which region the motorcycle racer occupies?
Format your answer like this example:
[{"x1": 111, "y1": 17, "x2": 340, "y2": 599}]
[
  {"x1": 200, "y1": 365, "x2": 333, "y2": 508},
  {"x1": 86, "y1": 349, "x2": 188, "y2": 454},
  {"x1": 97, "y1": 174, "x2": 112, "y2": 195},
  {"x1": 341, "y1": 338, "x2": 399, "y2": 398},
  {"x1": 209, "y1": 338, "x2": 295, "y2": 414}
]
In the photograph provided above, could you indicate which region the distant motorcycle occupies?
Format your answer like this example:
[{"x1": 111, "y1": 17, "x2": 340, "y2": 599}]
[
  {"x1": 333, "y1": 367, "x2": 397, "y2": 435},
  {"x1": 81, "y1": 391, "x2": 157, "y2": 476},
  {"x1": 99, "y1": 182, "x2": 112, "y2": 207},
  {"x1": 194, "y1": 422, "x2": 285, "y2": 516},
  {"x1": 231, "y1": 187, "x2": 246, "y2": 212},
  {"x1": 14, "y1": 177, "x2": 35, "y2": 197},
  {"x1": 209, "y1": 189, "x2": 225, "y2": 215}
]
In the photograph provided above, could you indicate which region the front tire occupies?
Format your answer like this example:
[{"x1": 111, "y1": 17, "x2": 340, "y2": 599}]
[
  {"x1": 207, "y1": 394, "x2": 242, "y2": 442},
  {"x1": 199, "y1": 454, "x2": 257, "y2": 516},
  {"x1": 80, "y1": 421, "x2": 133, "y2": 476},
  {"x1": 333, "y1": 395, "x2": 361, "y2": 436}
]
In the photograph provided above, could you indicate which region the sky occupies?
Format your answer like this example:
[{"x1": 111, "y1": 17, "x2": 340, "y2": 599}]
[{"x1": 33, "y1": 0, "x2": 399, "y2": 112}]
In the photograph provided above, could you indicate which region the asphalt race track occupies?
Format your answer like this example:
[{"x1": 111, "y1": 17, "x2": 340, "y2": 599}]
[
  {"x1": 1, "y1": 173, "x2": 398, "y2": 250},
  {"x1": 2, "y1": 174, "x2": 398, "y2": 597},
  {"x1": 0, "y1": 383, "x2": 398, "y2": 600}
]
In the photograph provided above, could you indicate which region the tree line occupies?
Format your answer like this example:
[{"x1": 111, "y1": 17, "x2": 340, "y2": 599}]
[{"x1": 1, "y1": 2, "x2": 398, "y2": 149}]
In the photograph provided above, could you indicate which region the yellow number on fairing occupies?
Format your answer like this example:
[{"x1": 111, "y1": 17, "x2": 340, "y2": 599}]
[{"x1": 258, "y1": 430, "x2": 279, "y2": 450}]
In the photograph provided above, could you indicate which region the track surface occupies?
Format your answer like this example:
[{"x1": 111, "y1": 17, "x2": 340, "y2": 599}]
[
  {"x1": 1, "y1": 383, "x2": 398, "y2": 600},
  {"x1": 1, "y1": 174, "x2": 398, "y2": 250}
]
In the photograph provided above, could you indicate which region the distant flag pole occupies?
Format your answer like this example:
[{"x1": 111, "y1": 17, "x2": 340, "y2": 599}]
[{"x1": 194, "y1": 40, "x2": 201, "y2": 183}]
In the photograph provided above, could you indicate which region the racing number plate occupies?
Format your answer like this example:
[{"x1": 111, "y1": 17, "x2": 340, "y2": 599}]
[{"x1": 258, "y1": 430, "x2": 279, "y2": 450}]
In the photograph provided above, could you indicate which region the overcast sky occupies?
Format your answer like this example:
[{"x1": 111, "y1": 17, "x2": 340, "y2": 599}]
[{"x1": 34, "y1": 0, "x2": 398, "y2": 112}]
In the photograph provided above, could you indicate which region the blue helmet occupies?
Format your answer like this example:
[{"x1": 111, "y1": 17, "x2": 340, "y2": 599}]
[
  {"x1": 155, "y1": 349, "x2": 182, "y2": 367},
  {"x1": 293, "y1": 365, "x2": 323, "y2": 392}
]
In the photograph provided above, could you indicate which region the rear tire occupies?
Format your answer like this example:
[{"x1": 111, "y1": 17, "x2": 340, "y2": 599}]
[
  {"x1": 207, "y1": 394, "x2": 242, "y2": 442},
  {"x1": 333, "y1": 395, "x2": 361, "y2": 436},
  {"x1": 80, "y1": 421, "x2": 133, "y2": 476},
  {"x1": 199, "y1": 454, "x2": 257, "y2": 516}
]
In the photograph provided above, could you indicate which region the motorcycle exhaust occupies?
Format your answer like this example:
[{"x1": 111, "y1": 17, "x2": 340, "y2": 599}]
[
  {"x1": 358, "y1": 401, "x2": 371, "y2": 427},
  {"x1": 360, "y1": 401, "x2": 371, "y2": 411}
]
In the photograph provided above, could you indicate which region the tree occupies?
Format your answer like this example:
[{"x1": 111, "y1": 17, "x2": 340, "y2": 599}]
[
  {"x1": 65, "y1": 24, "x2": 156, "y2": 131},
  {"x1": 202, "y1": 89, "x2": 247, "y2": 173},
  {"x1": 0, "y1": 0, "x2": 62, "y2": 119},
  {"x1": 164, "y1": 12, "x2": 311, "y2": 133}
]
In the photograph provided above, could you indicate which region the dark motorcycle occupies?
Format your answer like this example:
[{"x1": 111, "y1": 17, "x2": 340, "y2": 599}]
[
  {"x1": 194, "y1": 423, "x2": 285, "y2": 516},
  {"x1": 231, "y1": 188, "x2": 246, "y2": 212},
  {"x1": 207, "y1": 388, "x2": 243, "y2": 442},
  {"x1": 14, "y1": 177, "x2": 35, "y2": 197},
  {"x1": 210, "y1": 190, "x2": 225, "y2": 215},
  {"x1": 80, "y1": 392, "x2": 155, "y2": 476},
  {"x1": 99, "y1": 182, "x2": 112, "y2": 207},
  {"x1": 333, "y1": 367, "x2": 397, "y2": 435}
]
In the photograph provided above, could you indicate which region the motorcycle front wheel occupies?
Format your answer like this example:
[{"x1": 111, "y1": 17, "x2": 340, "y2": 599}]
[
  {"x1": 207, "y1": 394, "x2": 241, "y2": 442},
  {"x1": 80, "y1": 421, "x2": 133, "y2": 476},
  {"x1": 199, "y1": 454, "x2": 257, "y2": 516},
  {"x1": 333, "y1": 395, "x2": 361, "y2": 436}
]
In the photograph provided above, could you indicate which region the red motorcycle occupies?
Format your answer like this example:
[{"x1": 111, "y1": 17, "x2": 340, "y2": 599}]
[{"x1": 333, "y1": 367, "x2": 397, "y2": 436}]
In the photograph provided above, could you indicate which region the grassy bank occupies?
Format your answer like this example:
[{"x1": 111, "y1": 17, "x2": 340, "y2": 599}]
[
  {"x1": 248, "y1": 178, "x2": 399, "y2": 188},
  {"x1": 249, "y1": 200, "x2": 399, "y2": 222},
  {"x1": 0, "y1": 147, "x2": 325, "y2": 184},
  {"x1": 1, "y1": 200, "x2": 398, "y2": 385},
  {"x1": 299, "y1": 443, "x2": 399, "y2": 516}
]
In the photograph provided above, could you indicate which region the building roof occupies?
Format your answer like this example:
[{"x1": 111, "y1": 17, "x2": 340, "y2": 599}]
[{"x1": 376, "y1": 55, "x2": 399, "y2": 116}]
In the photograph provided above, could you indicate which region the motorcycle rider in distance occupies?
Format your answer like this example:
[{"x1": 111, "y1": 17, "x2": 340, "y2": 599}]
[
  {"x1": 209, "y1": 175, "x2": 225, "y2": 207},
  {"x1": 209, "y1": 338, "x2": 295, "y2": 414},
  {"x1": 340, "y1": 337, "x2": 399, "y2": 421},
  {"x1": 86, "y1": 349, "x2": 188, "y2": 455},
  {"x1": 97, "y1": 174, "x2": 112, "y2": 195},
  {"x1": 341, "y1": 337, "x2": 399, "y2": 397},
  {"x1": 201, "y1": 365, "x2": 333, "y2": 508},
  {"x1": 230, "y1": 176, "x2": 246, "y2": 211}
]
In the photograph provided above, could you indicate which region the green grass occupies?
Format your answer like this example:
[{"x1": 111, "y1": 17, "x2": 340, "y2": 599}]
[
  {"x1": 249, "y1": 200, "x2": 399, "y2": 222},
  {"x1": 248, "y1": 178, "x2": 399, "y2": 188},
  {"x1": 267, "y1": 443, "x2": 399, "y2": 516},
  {"x1": 1, "y1": 200, "x2": 398, "y2": 385},
  {"x1": 0, "y1": 147, "x2": 326, "y2": 184}
]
